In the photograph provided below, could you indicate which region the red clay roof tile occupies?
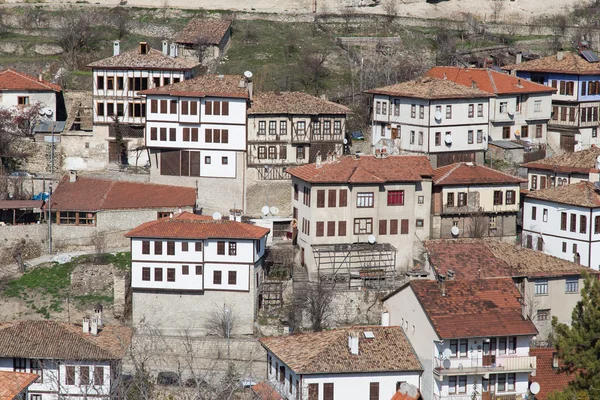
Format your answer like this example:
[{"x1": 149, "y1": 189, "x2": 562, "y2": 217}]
[
  {"x1": 140, "y1": 74, "x2": 249, "y2": 98},
  {"x1": 175, "y1": 19, "x2": 232, "y2": 45},
  {"x1": 433, "y1": 162, "x2": 525, "y2": 185},
  {"x1": 366, "y1": 76, "x2": 494, "y2": 100},
  {"x1": 0, "y1": 69, "x2": 61, "y2": 92},
  {"x1": 88, "y1": 46, "x2": 200, "y2": 70},
  {"x1": 529, "y1": 348, "x2": 575, "y2": 400},
  {"x1": 503, "y1": 51, "x2": 600, "y2": 75},
  {"x1": 0, "y1": 372, "x2": 38, "y2": 400},
  {"x1": 522, "y1": 146, "x2": 600, "y2": 174},
  {"x1": 526, "y1": 181, "x2": 600, "y2": 208},
  {"x1": 248, "y1": 92, "x2": 351, "y2": 115}
]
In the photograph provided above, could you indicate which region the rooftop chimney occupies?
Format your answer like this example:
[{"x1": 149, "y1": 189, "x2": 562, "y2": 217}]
[
  {"x1": 440, "y1": 280, "x2": 446, "y2": 296},
  {"x1": 552, "y1": 352, "x2": 559, "y2": 369},
  {"x1": 315, "y1": 152, "x2": 322, "y2": 168},
  {"x1": 169, "y1": 43, "x2": 177, "y2": 58},
  {"x1": 162, "y1": 40, "x2": 169, "y2": 56},
  {"x1": 139, "y1": 42, "x2": 149, "y2": 55},
  {"x1": 113, "y1": 40, "x2": 121, "y2": 57},
  {"x1": 38, "y1": 72, "x2": 43, "y2": 82},
  {"x1": 69, "y1": 170, "x2": 77, "y2": 183},
  {"x1": 348, "y1": 332, "x2": 359, "y2": 355},
  {"x1": 557, "y1": 51, "x2": 564, "y2": 61},
  {"x1": 94, "y1": 303, "x2": 103, "y2": 327},
  {"x1": 381, "y1": 310, "x2": 390, "y2": 327},
  {"x1": 443, "y1": 72, "x2": 447, "y2": 80},
  {"x1": 90, "y1": 316, "x2": 98, "y2": 336},
  {"x1": 471, "y1": 80, "x2": 477, "y2": 89},
  {"x1": 516, "y1": 52, "x2": 522, "y2": 65},
  {"x1": 521, "y1": 300, "x2": 528, "y2": 320},
  {"x1": 248, "y1": 80, "x2": 253, "y2": 100},
  {"x1": 82, "y1": 317, "x2": 90, "y2": 334}
]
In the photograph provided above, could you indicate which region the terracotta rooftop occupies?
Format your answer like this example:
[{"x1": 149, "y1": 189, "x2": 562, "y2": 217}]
[
  {"x1": 366, "y1": 76, "x2": 494, "y2": 100},
  {"x1": 288, "y1": 155, "x2": 434, "y2": 184},
  {"x1": 49, "y1": 175, "x2": 196, "y2": 212},
  {"x1": 0, "y1": 200, "x2": 43, "y2": 210},
  {"x1": 248, "y1": 92, "x2": 351, "y2": 115},
  {"x1": 529, "y1": 348, "x2": 575, "y2": 400},
  {"x1": 503, "y1": 51, "x2": 600, "y2": 75},
  {"x1": 140, "y1": 74, "x2": 249, "y2": 98},
  {"x1": 392, "y1": 278, "x2": 538, "y2": 339},
  {"x1": 251, "y1": 382, "x2": 284, "y2": 400},
  {"x1": 125, "y1": 212, "x2": 270, "y2": 240},
  {"x1": 175, "y1": 19, "x2": 232, "y2": 45},
  {"x1": 0, "y1": 371, "x2": 38, "y2": 400},
  {"x1": 0, "y1": 69, "x2": 61, "y2": 92},
  {"x1": 424, "y1": 238, "x2": 593, "y2": 280},
  {"x1": 433, "y1": 162, "x2": 525, "y2": 185},
  {"x1": 522, "y1": 146, "x2": 600, "y2": 174},
  {"x1": 87, "y1": 45, "x2": 200, "y2": 70},
  {"x1": 525, "y1": 181, "x2": 600, "y2": 208},
  {"x1": 426, "y1": 67, "x2": 556, "y2": 95},
  {"x1": 0, "y1": 320, "x2": 132, "y2": 360},
  {"x1": 260, "y1": 326, "x2": 422, "y2": 374}
]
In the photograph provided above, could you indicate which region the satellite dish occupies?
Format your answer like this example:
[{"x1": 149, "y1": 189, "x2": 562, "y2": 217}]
[
  {"x1": 244, "y1": 71, "x2": 253, "y2": 79},
  {"x1": 442, "y1": 359, "x2": 451, "y2": 369},
  {"x1": 444, "y1": 134, "x2": 453, "y2": 145},
  {"x1": 451, "y1": 226, "x2": 460, "y2": 236},
  {"x1": 367, "y1": 235, "x2": 376, "y2": 244},
  {"x1": 442, "y1": 348, "x2": 453, "y2": 359},
  {"x1": 212, "y1": 212, "x2": 222, "y2": 220},
  {"x1": 434, "y1": 110, "x2": 443, "y2": 122},
  {"x1": 530, "y1": 382, "x2": 541, "y2": 395},
  {"x1": 270, "y1": 206, "x2": 279, "y2": 215},
  {"x1": 261, "y1": 205, "x2": 270, "y2": 216},
  {"x1": 343, "y1": 138, "x2": 348, "y2": 144},
  {"x1": 46, "y1": 109, "x2": 53, "y2": 117}
]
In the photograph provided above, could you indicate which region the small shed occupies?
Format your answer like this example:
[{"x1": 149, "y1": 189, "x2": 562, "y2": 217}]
[{"x1": 0, "y1": 200, "x2": 43, "y2": 225}]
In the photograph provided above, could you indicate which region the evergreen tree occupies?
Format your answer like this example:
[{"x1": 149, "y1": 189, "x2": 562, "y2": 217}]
[{"x1": 552, "y1": 272, "x2": 600, "y2": 396}]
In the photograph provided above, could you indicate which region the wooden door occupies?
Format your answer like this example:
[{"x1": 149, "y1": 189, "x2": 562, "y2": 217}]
[
  {"x1": 391, "y1": 127, "x2": 398, "y2": 139},
  {"x1": 560, "y1": 134, "x2": 575, "y2": 152}
]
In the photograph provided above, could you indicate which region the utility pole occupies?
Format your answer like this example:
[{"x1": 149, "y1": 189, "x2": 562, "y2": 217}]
[{"x1": 47, "y1": 182, "x2": 53, "y2": 254}]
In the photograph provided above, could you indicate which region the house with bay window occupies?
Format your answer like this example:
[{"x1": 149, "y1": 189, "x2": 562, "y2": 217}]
[
  {"x1": 125, "y1": 212, "x2": 269, "y2": 335},
  {"x1": 259, "y1": 326, "x2": 422, "y2": 400},
  {"x1": 246, "y1": 91, "x2": 351, "y2": 217},
  {"x1": 140, "y1": 74, "x2": 250, "y2": 215},
  {"x1": 522, "y1": 181, "x2": 600, "y2": 270},
  {"x1": 383, "y1": 278, "x2": 538, "y2": 400},
  {"x1": 431, "y1": 162, "x2": 524, "y2": 240},
  {"x1": 367, "y1": 77, "x2": 493, "y2": 168},
  {"x1": 288, "y1": 155, "x2": 433, "y2": 282},
  {"x1": 0, "y1": 320, "x2": 132, "y2": 400}
]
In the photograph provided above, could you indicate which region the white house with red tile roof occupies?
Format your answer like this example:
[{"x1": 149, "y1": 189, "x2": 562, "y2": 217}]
[
  {"x1": 287, "y1": 155, "x2": 433, "y2": 282},
  {"x1": 431, "y1": 162, "x2": 524, "y2": 240},
  {"x1": 383, "y1": 278, "x2": 538, "y2": 400},
  {"x1": 125, "y1": 212, "x2": 269, "y2": 335},
  {"x1": 0, "y1": 69, "x2": 65, "y2": 121},
  {"x1": 259, "y1": 326, "x2": 422, "y2": 400}
]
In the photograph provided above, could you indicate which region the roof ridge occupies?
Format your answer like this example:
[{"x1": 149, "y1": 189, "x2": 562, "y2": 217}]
[
  {"x1": 435, "y1": 163, "x2": 463, "y2": 184},
  {"x1": 487, "y1": 69, "x2": 499, "y2": 94}
]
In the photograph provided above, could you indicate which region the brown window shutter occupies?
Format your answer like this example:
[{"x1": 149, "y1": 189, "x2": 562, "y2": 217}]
[
  {"x1": 324, "y1": 383, "x2": 334, "y2": 400},
  {"x1": 316, "y1": 221, "x2": 324, "y2": 237},
  {"x1": 195, "y1": 265, "x2": 203, "y2": 275},
  {"x1": 222, "y1": 129, "x2": 229, "y2": 144},
  {"x1": 317, "y1": 190, "x2": 325, "y2": 208},
  {"x1": 150, "y1": 127, "x2": 157, "y2": 140},
  {"x1": 228, "y1": 271, "x2": 237, "y2": 285},
  {"x1": 205, "y1": 129, "x2": 213, "y2": 143},
  {"x1": 142, "y1": 267, "x2": 150, "y2": 281},
  {"x1": 308, "y1": 384, "x2": 319, "y2": 400},
  {"x1": 169, "y1": 128, "x2": 176, "y2": 141},
  {"x1": 390, "y1": 219, "x2": 398, "y2": 235},
  {"x1": 195, "y1": 242, "x2": 202, "y2": 251},
  {"x1": 190, "y1": 101, "x2": 197, "y2": 115},
  {"x1": 191, "y1": 128, "x2": 199, "y2": 142},
  {"x1": 401, "y1": 219, "x2": 409, "y2": 234},
  {"x1": 151, "y1": 99, "x2": 158, "y2": 113},
  {"x1": 222, "y1": 101, "x2": 229, "y2": 115},
  {"x1": 182, "y1": 242, "x2": 188, "y2": 251},
  {"x1": 214, "y1": 129, "x2": 221, "y2": 143},
  {"x1": 217, "y1": 241, "x2": 225, "y2": 255},
  {"x1": 142, "y1": 241, "x2": 150, "y2": 254},
  {"x1": 154, "y1": 241, "x2": 162, "y2": 255},
  {"x1": 154, "y1": 267, "x2": 163, "y2": 281},
  {"x1": 181, "y1": 101, "x2": 188, "y2": 115},
  {"x1": 339, "y1": 189, "x2": 348, "y2": 207},
  {"x1": 369, "y1": 382, "x2": 379, "y2": 400},
  {"x1": 160, "y1": 128, "x2": 167, "y2": 141},
  {"x1": 190, "y1": 152, "x2": 200, "y2": 176},
  {"x1": 328, "y1": 189, "x2": 336, "y2": 207},
  {"x1": 181, "y1": 151, "x2": 190, "y2": 176},
  {"x1": 205, "y1": 100, "x2": 212, "y2": 115},
  {"x1": 160, "y1": 99, "x2": 167, "y2": 113},
  {"x1": 167, "y1": 268, "x2": 175, "y2": 282},
  {"x1": 214, "y1": 101, "x2": 221, "y2": 116},
  {"x1": 160, "y1": 150, "x2": 181, "y2": 176},
  {"x1": 182, "y1": 265, "x2": 189, "y2": 274},
  {"x1": 183, "y1": 128, "x2": 190, "y2": 141},
  {"x1": 379, "y1": 220, "x2": 387, "y2": 235},
  {"x1": 338, "y1": 221, "x2": 346, "y2": 236},
  {"x1": 167, "y1": 241, "x2": 175, "y2": 255},
  {"x1": 280, "y1": 145, "x2": 287, "y2": 159},
  {"x1": 213, "y1": 270, "x2": 222, "y2": 284},
  {"x1": 170, "y1": 100, "x2": 177, "y2": 114},
  {"x1": 327, "y1": 221, "x2": 335, "y2": 237}
]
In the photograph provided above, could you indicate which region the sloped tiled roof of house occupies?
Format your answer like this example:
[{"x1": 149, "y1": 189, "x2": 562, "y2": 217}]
[
  {"x1": 424, "y1": 238, "x2": 593, "y2": 279},
  {"x1": 522, "y1": 146, "x2": 600, "y2": 174},
  {"x1": 0, "y1": 69, "x2": 61, "y2": 92},
  {"x1": 366, "y1": 76, "x2": 494, "y2": 100},
  {"x1": 0, "y1": 321, "x2": 132, "y2": 360},
  {"x1": 140, "y1": 74, "x2": 249, "y2": 98},
  {"x1": 288, "y1": 155, "x2": 434, "y2": 184},
  {"x1": 87, "y1": 46, "x2": 200, "y2": 70},
  {"x1": 402, "y1": 278, "x2": 538, "y2": 339},
  {"x1": 529, "y1": 348, "x2": 575, "y2": 400},
  {"x1": 0, "y1": 371, "x2": 38, "y2": 400},
  {"x1": 175, "y1": 19, "x2": 232, "y2": 45},
  {"x1": 125, "y1": 212, "x2": 270, "y2": 240},
  {"x1": 259, "y1": 326, "x2": 422, "y2": 374},
  {"x1": 251, "y1": 382, "x2": 284, "y2": 400},
  {"x1": 433, "y1": 162, "x2": 525, "y2": 185},
  {"x1": 425, "y1": 67, "x2": 556, "y2": 95},
  {"x1": 525, "y1": 181, "x2": 600, "y2": 208},
  {"x1": 248, "y1": 92, "x2": 351, "y2": 115},
  {"x1": 49, "y1": 175, "x2": 196, "y2": 212},
  {"x1": 503, "y1": 51, "x2": 600, "y2": 75}
]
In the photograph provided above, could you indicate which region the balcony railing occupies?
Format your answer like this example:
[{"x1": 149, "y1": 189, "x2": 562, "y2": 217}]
[
  {"x1": 312, "y1": 132, "x2": 343, "y2": 142},
  {"x1": 442, "y1": 205, "x2": 483, "y2": 215},
  {"x1": 434, "y1": 392, "x2": 519, "y2": 400},
  {"x1": 434, "y1": 355, "x2": 536, "y2": 376}
]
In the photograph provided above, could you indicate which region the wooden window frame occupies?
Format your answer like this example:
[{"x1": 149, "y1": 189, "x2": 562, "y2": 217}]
[{"x1": 217, "y1": 241, "x2": 226, "y2": 255}]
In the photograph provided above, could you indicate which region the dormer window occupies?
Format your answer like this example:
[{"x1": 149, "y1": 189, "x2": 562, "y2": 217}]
[{"x1": 140, "y1": 42, "x2": 148, "y2": 55}]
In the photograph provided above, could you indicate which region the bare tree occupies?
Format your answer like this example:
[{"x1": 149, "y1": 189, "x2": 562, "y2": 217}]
[
  {"x1": 382, "y1": 0, "x2": 398, "y2": 24},
  {"x1": 193, "y1": 34, "x2": 213, "y2": 63},
  {"x1": 490, "y1": 0, "x2": 505, "y2": 23},
  {"x1": 0, "y1": 104, "x2": 42, "y2": 173},
  {"x1": 297, "y1": 50, "x2": 331, "y2": 96},
  {"x1": 21, "y1": 7, "x2": 47, "y2": 29},
  {"x1": 203, "y1": 303, "x2": 238, "y2": 337},
  {"x1": 109, "y1": 7, "x2": 131, "y2": 40},
  {"x1": 303, "y1": 280, "x2": 335, "y2": 332},
  {"x1": 55, "y1": 12, "x2": 101, "y2": 70}
]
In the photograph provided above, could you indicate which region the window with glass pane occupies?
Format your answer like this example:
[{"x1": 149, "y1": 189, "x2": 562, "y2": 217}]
[
  {"x1": 536, "y1": 279, "x2": 548, "y2": 295},
  {"x1": 387, "y1": 190, "x2": 404, "y2": 206},
  {"x1": 566, "y1": 278, "x2": 579, "y2": 293},
  {"x1": 448, "y1": 376, "x2": 457, "y2": 394},
  {"x1": 357, "y1": 192, "x2": 374, "y2": 208}
]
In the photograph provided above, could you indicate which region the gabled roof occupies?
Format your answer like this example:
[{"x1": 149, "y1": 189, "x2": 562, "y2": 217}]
[
  {"x1": 424, "y1": 238, "x2": 593, "y2": 280},
  {"x1": 529, "y1": 348, "x2": 575, "y2": 400},
  {"x1": 433, "y1": 162, "x2": 525, "y2": 185},
  {"x1": 503, "y1": 51, "x2": 600, "y2": 75},
  {"x1": 87, "y1": 46, "x2": 200, "y2": 70},
  {"x1": 248, "y1": 92, "x2": 351, "y2": 115},
  {"x1": 0, "y1": 321, "x2": 132, "y2": 360},
  {"x1": 525, "y1": 181, "x2": 600, "y2": 208},
  {"x1": 0, "y1": 371, "x2": 38, "y2": 400},
  {"x1": 288, "y1": 155, "x2": 434, "y2": 184},
  {"x1": 522, "y1": 146, "x2": 600, "y2": 174},
  {"x1": 425, "y1": 67, "x2": 556, "y2": 95},
  {"x1": 251, "y1": 382, "x2": 284, "y2": 400},
  {"x1": 394, "y1": 278, "x2": 538, "y2": 339},
  {"x1": 125, "y1": 212, "x2": 270, "y2": 240},
  {"x1": 0, "y1": 69, "x2": 61, "y2": 92},
  {"x1": 175, "y1": 19, "x2": 232, "y2": 45},
  {"x1": 259, "y1": 326, "x2": 422, "y2": 375},
  {"x1": 366, "y1": 76, "x2": 494, "y2": 100},
  {"x1": 140, "y1": 74, "x2": 249, "y2": 98},
  {"x1": 49, "y1": 175, "x2": 196, "y2": 212}
]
